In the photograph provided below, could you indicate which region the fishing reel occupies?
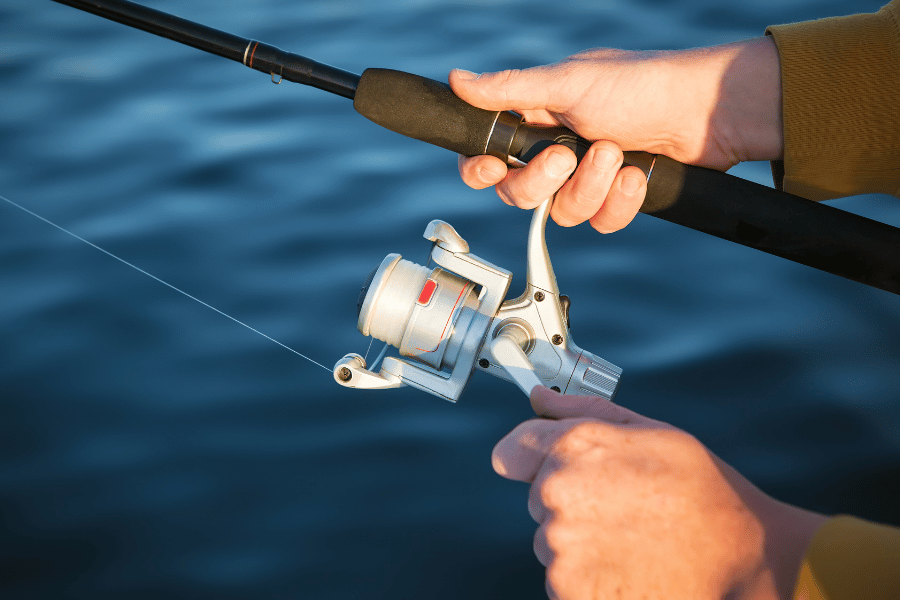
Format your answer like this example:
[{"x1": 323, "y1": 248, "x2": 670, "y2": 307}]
[{"x1": 333, "y1": 199, "x2": 621, "y2": 402}]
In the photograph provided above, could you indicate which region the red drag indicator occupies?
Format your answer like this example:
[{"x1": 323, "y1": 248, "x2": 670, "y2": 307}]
[{"x1": 418, "y1": 279, "x2": 437, "y2": 305}]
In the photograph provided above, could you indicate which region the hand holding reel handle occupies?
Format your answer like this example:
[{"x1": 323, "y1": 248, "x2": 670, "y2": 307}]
[{"x1": 333, "y1": 198, "x2": 622, "y2": 402}]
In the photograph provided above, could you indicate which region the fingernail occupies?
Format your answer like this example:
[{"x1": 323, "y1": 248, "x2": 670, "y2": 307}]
[
  {"x1": 592, "y1": 148, "x2": 619, "y2": 171},
  {"x1": 479, "y1": 165, "x2": 503, "y2": 184},
  {"x1": 454, "y1": 69, "x2": 479, "y2": 81},
  {"x1": 546, "y1": 150, "x2": 575, "y2": 178},
  {"x1": 621, "y1": 174, "x2": 642, "y2": 194}
]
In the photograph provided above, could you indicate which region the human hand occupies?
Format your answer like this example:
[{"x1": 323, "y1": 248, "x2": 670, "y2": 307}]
[
  {"x1": 493, "y1": 387, "x2": 825, "y2": 600},
  {"x1": 451, "y1": 36, "x2": 782, "y2": 232}
]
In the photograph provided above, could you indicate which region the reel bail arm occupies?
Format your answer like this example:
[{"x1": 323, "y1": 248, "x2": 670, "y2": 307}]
[{"x1": 333, "y1": 353, "x2": 404, "y2": 390}]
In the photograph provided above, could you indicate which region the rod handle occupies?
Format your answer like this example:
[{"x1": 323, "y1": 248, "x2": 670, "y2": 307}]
[{"x1": 353, "y1": 68, "x2": 651, "y2": 169}]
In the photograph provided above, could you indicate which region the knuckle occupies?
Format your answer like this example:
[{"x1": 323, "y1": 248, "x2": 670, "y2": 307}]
[
  {"x1": 569, "y1": 185, "x2": 601, "y2": 209},
  {"x1": 550, "y1": 197, "x2": 586, "y2": 227},
  {"x1": 559, "y1": 185, "x2": 601, "y2": 218},
  {"x1": 542, "y1": 519, "x2": 570, "y2": 551},
  {"x1": 527, "y1": 484, "x2": 545, "y2": 522},
  {"x1": 533, "y1": 524, "x2": 551, "y2": 566},
  {"x1": 591, "y1": 139, "x2": 624, "y2": 161},
  {"x1": 555, "y1": 420, "x2": 615, "y2": 454},
  {"x1": 517, "y1": 190, "x2": 546, "y2": 208},
  {"x1": 459, "y1": 155, "x2": 506, "y2": 190},
  {"x1": 544, "y1": 575, "x2": 558, "y2": 600},
  {"x1": 651, "y1": 424, "x2": 696, "y2": 447},
  {"x1": 545, "y1": 559, "x2": 574, "y2": 600},
  {"x1": 497, "y1": 68, "x2": 521, "y2": 83},
  {"x1": 494, "y1": 186, "x2": 516, "y2": 207},
  {"x1": 668, "y1": 429, "x2": 706, "y2": 459},
  {"x1": 551, "y1": 212, "x2": 578, "y2": 228},
  {"x1": 589, "y1": 200, "x2": 631, "y2": 234},
  {"x1": 458, "y1": 159, "x2": 482, "y2": 188},
  {"x1": 609, "y1": 407, "x2": 634, "y2": 425},
  {"x1": 639, "y1": 426, "x2": 705, "y2": 464},
  {"x1": 590, "y1": 218, "x2": 621, "y2": 235},
  {"x1": 505, "y1": 179, "x2": 552, "y2": 209},
  {"x1": 538, "y1": 471, "x2": 570, "y2": 508},
  {"x1": 495, "y1": 69, "x2": 521, "y2": 103}
]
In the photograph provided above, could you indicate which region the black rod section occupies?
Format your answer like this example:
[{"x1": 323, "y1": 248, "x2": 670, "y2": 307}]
[
  {"x1": 641, "y1": 155, "x2": 900, "y2": 294},
  {"x1": 50, "y1": 0, "x2": 360, "y2": 98}
]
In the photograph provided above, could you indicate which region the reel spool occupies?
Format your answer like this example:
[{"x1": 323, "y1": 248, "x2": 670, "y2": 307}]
[
  {"x1": 357, "y1": 255, "x2": 479, "y2": 371},
  {"x1": 334, "y1": 200, "x2": 622, "y2": 402}
]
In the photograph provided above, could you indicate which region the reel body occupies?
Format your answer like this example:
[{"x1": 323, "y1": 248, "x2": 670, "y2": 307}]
[{"x1": 334, "y1": 200, "x2": 621, "y2": 402}]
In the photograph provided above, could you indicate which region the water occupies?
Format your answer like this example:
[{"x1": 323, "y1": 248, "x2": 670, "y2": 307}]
[{"x1": 2, "y1": 1, "x2": 898, "y2": 598}]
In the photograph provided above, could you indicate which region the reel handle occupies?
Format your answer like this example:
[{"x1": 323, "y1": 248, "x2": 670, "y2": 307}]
[{"x1": 489, "y1": 335, "x2": 542, "y2": 398}]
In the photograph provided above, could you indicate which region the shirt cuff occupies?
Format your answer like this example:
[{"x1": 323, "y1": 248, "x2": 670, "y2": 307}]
[
  {"x1": 766, "y1": 2, "x2": 900, "y2": 200},
  {"x1": 793, "y1": 515, "x2": 900, "y2": 600}
]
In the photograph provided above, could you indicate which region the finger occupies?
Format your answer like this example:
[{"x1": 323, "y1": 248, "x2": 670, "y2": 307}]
[
  {"x1": 528, "y1": 479, "x2": 549, "y2": 523},
  {"x1": 530, "y1": 386, "x2": 647, "y2": 426},
  {"x1": 492, "y1": 418, "x2": 564, "y2": 482},
  {"x1": 497, "y1": 145, "x2": 576, "y2": 209},
  {"x1": 533, "y1": 522, "x2": 552, "y2": 566},
  {"x1": 551, "y1": 141, "x2": 623, "y2": 227},
  {"x1": 588, "y1": 165, "x2": 647, "y2": 234},
  {"x1": 449, "y1": 67, "x2": 562, "y2": 112},
  {"x1": 545, "y1": 569, "x2": 561, "y2": 600},
  {"x1": 458, "y1": 154, "x2": 508, "y2": 191}
]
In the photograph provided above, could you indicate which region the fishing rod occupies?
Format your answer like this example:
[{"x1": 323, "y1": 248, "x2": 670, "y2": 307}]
[{"x1": 52, "y1": 0, "x2": 900, "y2": 297}]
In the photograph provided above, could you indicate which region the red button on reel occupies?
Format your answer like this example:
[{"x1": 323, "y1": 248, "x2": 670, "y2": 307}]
[{"x1": 417, "y1": 279, "x2": 438, "y2": 305}]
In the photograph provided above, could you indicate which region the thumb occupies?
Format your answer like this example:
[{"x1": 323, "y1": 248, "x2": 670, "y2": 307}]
[
  {"x1": 449, "y1": 67, "x2": 559, "y2": 112},
  {"x1": 529, "y1": 386, "x2": 647, "y2": 426}
]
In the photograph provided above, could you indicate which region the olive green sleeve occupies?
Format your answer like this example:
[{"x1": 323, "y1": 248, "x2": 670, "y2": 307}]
[
  {"x1": 793, "y1": 515, "x2": 900, "y2": 600},
  {"x1": 765, "y1": 1, "x2": 900, "y2": 200}
]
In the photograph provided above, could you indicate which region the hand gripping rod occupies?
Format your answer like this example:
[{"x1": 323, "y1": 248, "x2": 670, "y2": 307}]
[{"x1": 52, "y1": 0, "x2": 900, "y2": 296}]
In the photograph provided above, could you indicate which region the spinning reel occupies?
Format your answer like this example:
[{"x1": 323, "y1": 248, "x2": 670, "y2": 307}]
[{"x1": 333, "y1": 199, "x2": 621, "y2": 402}]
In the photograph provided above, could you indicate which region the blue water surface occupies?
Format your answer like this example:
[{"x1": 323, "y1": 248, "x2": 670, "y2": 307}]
[{"x1": 2, "y1": 1, "x2": 898, "y2": 598}]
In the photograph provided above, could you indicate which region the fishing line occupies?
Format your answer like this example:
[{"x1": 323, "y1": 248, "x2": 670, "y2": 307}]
[
  {"x1": 370, "y1": 341, "x2": 389, "y2": 372},
  {"x1": 0, "y1": 193, "x2": 332, "y2": 373}
]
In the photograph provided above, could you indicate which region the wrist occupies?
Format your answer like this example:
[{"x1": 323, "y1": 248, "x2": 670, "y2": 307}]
[
  {"x1": 713, "y1": 456, "x2": 826, "y2": 600},
  {"x1": 761, "y1": 500, "x2": 828, "y2": 600},
  {"x1": 743, "y1": 489, "x2": 828, "y2": 600},
  {"x1": 663, "y1": 37, "x2": 783, "y2": 169},
  {"x1": 714, "y1": 36, "x2": 784, "y2": 163}
]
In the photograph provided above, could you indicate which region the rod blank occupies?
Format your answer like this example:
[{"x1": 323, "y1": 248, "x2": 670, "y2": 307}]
[{"x1": 50, "y1": 0, "x2": 360, "y2": 98}]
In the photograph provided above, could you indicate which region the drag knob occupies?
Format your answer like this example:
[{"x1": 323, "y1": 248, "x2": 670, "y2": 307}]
[{"x1": 567, "y1": 350, "x2": 622, "y2": 402}]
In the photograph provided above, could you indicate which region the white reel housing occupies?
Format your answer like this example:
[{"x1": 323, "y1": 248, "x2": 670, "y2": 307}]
[{"x1": 333, "y1": 199, "x2": 621, "y2": 402}]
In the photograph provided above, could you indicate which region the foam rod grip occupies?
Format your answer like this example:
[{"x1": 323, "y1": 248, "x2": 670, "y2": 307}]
[
  {"x1": 640, "y1": 155, "x2": 900, "y2": 295},
  {"x1": 354, "y1": 68, "x2": 499, "y2": 156}
]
